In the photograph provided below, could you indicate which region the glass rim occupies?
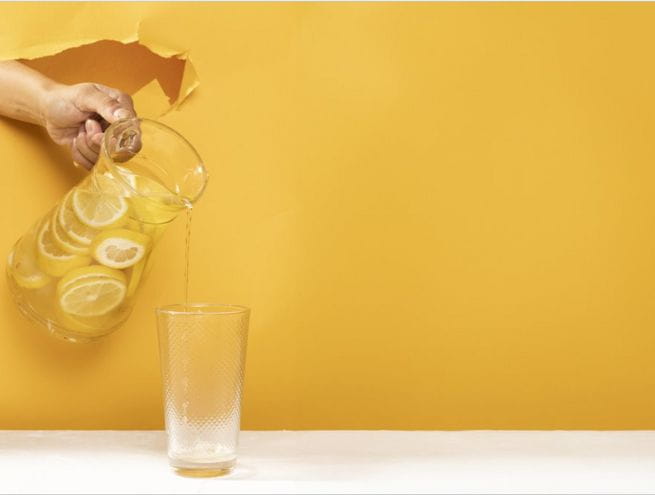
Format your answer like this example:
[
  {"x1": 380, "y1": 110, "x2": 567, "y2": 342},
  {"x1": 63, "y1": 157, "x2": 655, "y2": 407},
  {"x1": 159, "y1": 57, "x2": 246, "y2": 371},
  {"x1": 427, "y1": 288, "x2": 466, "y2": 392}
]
[
  {"x1": 156, "y1": 303, "x2": 250, "y2": 316},
  {"x1": 102, "y1": 117, "x2": 208, "y2": 205}
]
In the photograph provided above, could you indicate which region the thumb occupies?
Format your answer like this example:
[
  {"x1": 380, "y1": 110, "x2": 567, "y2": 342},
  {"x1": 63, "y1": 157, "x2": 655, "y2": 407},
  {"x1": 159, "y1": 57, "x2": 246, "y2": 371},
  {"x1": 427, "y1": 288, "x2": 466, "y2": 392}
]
[{"x1": 76, "y1": 84, "x2": 134, "y2": 124}]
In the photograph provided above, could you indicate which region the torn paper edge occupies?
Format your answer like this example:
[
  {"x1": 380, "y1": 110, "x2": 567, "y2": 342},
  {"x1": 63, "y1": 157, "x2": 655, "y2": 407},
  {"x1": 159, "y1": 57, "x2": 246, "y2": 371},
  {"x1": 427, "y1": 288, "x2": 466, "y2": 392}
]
[{"x1": 0, "y1": 26, "x2": 198, "y2": 116}]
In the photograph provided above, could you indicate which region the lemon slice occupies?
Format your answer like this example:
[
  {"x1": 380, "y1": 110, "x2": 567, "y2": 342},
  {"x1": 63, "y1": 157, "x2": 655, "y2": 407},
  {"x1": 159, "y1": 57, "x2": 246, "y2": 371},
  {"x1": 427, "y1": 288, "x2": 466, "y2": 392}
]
[
  {"x1": 58, "y1": 276, "x2": 126, "y2": 317},
  {"x1": 55, "y1": 306, "x2": 107, "y2": 335},
  {"x1": 57, "y1": 265, "x2": 126, "y2": 294},
  {"x1": 58, "y1": 191, "x2": 99, "y2": 246},
  {"x1": 7, "y1": 246, "x2": 51, "y2": 289},
  {"x1": 51, "y1": 206, "x2": 90, "y2": 255},
  {"x1": 56, "y1": 303, "x2": 130, "y2": 335},
  {"x1": 72, "y1": 175, "x2": 129, "y2": 229},
  {"x1": 91, "y1": 229, "x2": 151, "y2": 269},
  {"x1": 37, "y1": 220, "x2": 91, "y2": 277}
]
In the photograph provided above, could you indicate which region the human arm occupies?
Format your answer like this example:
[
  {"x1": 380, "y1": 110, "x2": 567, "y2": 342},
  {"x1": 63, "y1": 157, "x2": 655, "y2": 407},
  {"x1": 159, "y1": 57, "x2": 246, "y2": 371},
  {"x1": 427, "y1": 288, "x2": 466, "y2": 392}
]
[{"x1": 0, "y1": 60, "x2": 135, "y2": 169}]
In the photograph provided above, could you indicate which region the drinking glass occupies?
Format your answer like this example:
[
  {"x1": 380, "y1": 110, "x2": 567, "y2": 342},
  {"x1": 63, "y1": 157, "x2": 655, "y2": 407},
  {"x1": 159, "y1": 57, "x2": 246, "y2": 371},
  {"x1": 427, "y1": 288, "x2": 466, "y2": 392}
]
[{"x1": 156, "y1": 303, "x2": 250, "y2": 476}]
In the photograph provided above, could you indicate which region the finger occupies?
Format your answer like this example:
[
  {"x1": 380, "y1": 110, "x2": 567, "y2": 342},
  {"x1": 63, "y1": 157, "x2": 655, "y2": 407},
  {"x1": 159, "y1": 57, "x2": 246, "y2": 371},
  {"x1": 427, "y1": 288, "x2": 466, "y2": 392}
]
[
  {"x1": 85, "y1": 118, "x2": 102, "y2": 135},
  {"x1": 94, "y1": 84, "x2": 136, "y2": 120},
  {"x1": 91, "y1": 132, "x2": 104, "y2": 148},
  {"x1": 76, "y1": 129, "x2": 98, "y2": 164},
  {"x1": 85, "y1": 119, "x2": 103, "y2": 153},
  {"x1": 76, "y1": 84, "x2": 134, "y2": 124},
  {"x1": 86, "y1": 131, "x2": 101, "y2": 154},
  {"x1": 71, "y1": 141, "x2": 94, "y2": 170},
  {"x1": 93, "y1": 84, "x2": 122, "y2": 101},
  {"x1": 75, "y1": 128, "x2": 99, "y2": 166}
]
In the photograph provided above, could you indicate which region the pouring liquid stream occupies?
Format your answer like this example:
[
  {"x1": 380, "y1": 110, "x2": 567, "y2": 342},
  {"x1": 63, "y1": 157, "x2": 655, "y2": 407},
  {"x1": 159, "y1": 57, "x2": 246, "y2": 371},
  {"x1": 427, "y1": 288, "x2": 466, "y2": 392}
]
[{"x1": 184, "y1": 202, "x2": 193, "y2": 309}]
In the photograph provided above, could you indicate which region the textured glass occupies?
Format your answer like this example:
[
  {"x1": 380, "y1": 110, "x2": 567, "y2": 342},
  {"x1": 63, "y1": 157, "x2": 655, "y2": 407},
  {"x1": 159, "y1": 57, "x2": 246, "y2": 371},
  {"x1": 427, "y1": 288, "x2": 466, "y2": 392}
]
[{"x1": 157, "y1": 304, "x2": 249, "y2": 476}]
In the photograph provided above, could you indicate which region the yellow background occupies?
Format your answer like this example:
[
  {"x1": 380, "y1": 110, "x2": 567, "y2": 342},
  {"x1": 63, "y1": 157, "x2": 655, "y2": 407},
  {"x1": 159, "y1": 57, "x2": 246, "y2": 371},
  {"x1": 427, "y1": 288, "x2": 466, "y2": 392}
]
[{"x1": 2, "y1": 3, "x2": 655, "y2": 429}]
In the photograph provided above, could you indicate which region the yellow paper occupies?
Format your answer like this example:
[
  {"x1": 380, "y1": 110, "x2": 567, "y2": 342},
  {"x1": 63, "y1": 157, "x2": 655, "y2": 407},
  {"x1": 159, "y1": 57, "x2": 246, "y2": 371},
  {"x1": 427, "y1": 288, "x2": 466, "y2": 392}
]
[
  {"x1": 0, "y1": 4, "x2": 198, "y2": 115},
  {"x1": 131, "y1": 79, "x2": 171, "y2": 119},
  {"x1": 2, "y1": 3, "x2": 655, "y2": 431}
]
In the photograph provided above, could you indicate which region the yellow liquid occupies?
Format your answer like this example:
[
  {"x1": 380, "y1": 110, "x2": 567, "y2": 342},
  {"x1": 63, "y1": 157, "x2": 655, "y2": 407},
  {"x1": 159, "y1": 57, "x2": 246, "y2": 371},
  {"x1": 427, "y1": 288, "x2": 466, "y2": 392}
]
[
  {"x1": 184, "y1": 204, "x2": 193, "y2": 308},
  {"x1": 7, "y1": 169, "x2": 185, "y2": 342}
]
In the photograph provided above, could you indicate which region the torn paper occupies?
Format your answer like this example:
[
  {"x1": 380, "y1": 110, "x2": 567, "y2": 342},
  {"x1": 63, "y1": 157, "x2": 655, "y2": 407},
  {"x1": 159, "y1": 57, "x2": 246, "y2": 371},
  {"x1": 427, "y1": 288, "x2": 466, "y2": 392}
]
[{"x1": 0, "y1": 18, "x2": 198, "y2": 117}]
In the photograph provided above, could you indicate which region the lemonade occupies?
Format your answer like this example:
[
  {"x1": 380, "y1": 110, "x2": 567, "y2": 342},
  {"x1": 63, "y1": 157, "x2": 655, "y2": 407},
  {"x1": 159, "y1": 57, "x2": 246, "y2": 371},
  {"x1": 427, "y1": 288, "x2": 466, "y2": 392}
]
[
  {"x1": 7, "y1": 164, "x2": 189, "y2": 342},
  {"x1": 7, "y1": 118, "x2": 207, "y2": 343}
]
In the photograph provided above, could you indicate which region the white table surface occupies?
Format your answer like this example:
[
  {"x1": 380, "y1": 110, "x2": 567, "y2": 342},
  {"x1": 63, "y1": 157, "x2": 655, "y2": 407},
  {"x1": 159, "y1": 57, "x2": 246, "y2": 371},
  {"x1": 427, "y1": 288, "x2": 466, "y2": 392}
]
[{"x1": 1, "y1": 430, "x2": 654, "y2": 494}]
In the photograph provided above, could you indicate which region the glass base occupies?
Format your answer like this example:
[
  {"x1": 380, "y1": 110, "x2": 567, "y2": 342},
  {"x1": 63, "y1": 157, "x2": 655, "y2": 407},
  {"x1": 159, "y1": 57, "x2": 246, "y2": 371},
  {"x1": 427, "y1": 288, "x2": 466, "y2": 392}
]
[
  {"x1": 175, "y1": 467, "x2": 233, "y2": 478},
  {"x1": 171, "y1": 458, "x2": 235, "y2": 478}
]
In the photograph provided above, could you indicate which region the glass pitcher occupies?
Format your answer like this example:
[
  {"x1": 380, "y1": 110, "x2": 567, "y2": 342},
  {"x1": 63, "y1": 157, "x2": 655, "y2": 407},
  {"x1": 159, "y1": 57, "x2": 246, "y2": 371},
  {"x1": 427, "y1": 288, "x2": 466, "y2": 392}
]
[{"x1": 6, "y1": 118, "x2": 208, "y2": 343}]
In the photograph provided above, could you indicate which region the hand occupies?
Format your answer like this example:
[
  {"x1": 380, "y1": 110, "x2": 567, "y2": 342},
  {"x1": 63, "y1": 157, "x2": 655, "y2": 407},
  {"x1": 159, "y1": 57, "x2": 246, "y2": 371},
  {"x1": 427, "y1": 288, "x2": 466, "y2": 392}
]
[{"x1": 41, "y1": 83, "x2": 135, "y2": 170}]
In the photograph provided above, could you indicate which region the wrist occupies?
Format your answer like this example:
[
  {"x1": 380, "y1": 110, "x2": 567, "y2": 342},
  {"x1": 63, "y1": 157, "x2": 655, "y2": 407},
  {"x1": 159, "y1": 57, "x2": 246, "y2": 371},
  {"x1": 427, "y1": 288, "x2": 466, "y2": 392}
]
[{"x1": 37, "y1": 80, "x2": 64, "y2": 127}]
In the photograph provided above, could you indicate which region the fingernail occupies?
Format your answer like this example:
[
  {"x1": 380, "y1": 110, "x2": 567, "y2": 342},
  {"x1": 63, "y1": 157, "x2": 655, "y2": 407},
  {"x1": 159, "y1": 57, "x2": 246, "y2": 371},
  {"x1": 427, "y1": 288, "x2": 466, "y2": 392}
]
[
  {"x1": 113, "y1": 108, "x2": 132, "y2": 120},
  {"x1": 85, "y1": 120, "x2": 93, "y2": 133}
]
